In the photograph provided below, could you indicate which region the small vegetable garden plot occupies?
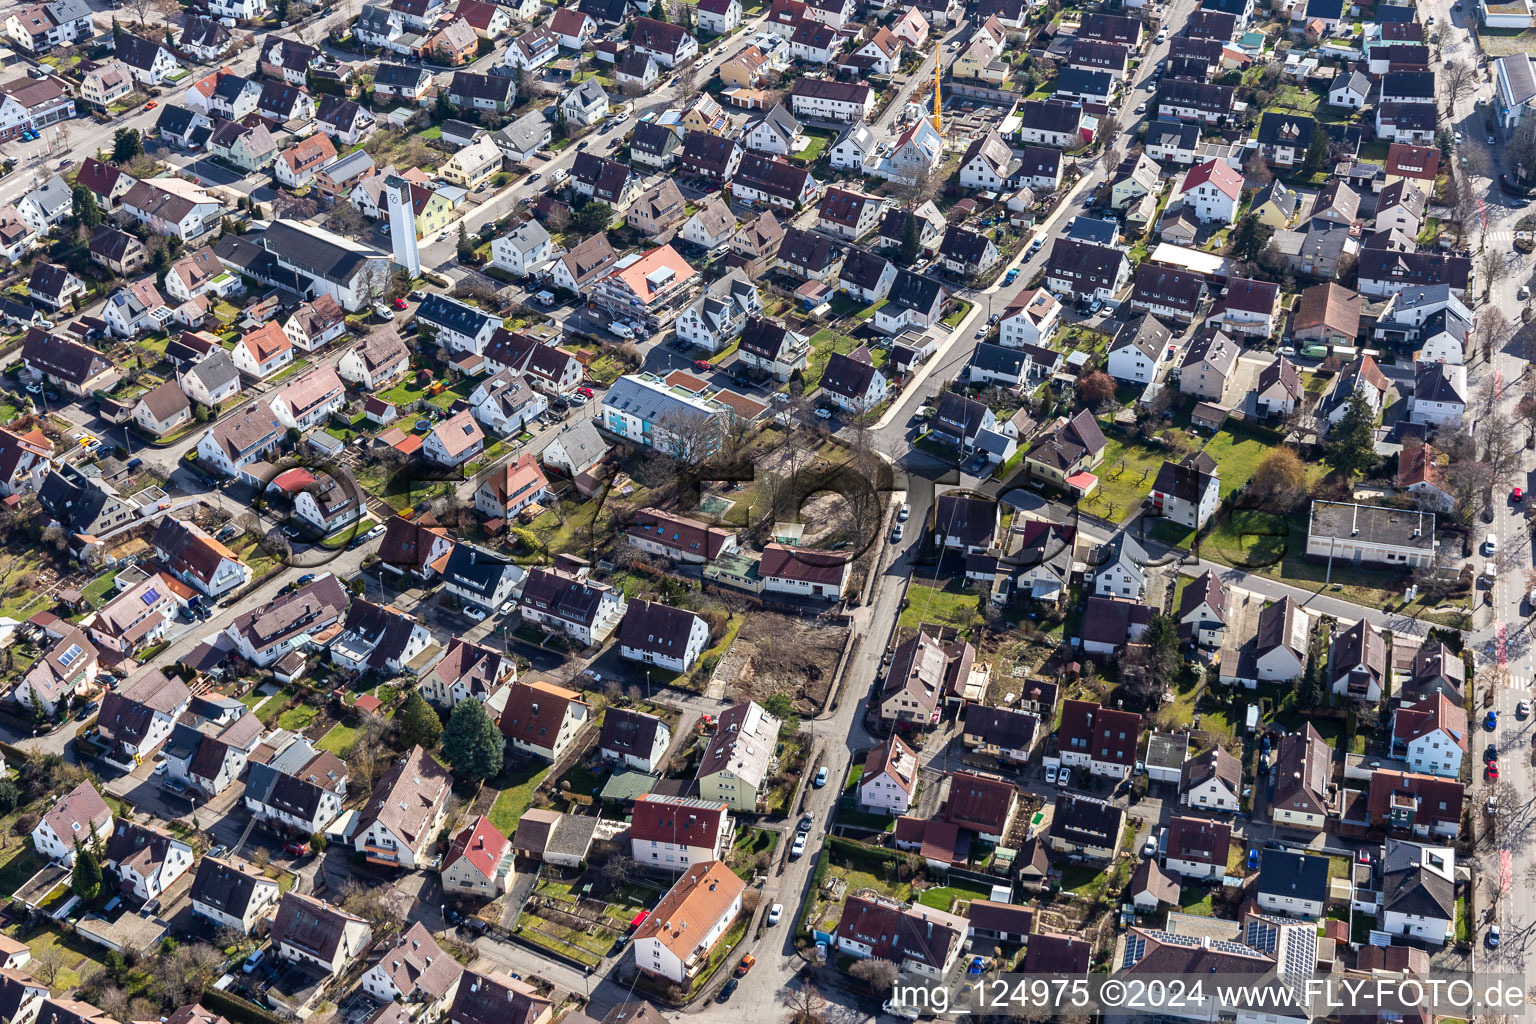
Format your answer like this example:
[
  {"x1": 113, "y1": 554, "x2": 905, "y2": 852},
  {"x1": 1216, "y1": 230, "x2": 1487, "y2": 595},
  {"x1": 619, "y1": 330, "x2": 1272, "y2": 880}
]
[{"x1": 517, "y1": 876, "x2": 654, "y2": 966}]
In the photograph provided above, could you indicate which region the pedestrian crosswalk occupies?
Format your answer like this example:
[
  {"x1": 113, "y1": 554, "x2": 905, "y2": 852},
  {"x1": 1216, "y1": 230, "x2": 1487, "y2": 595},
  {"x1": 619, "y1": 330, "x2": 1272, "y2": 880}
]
[{"x1": 1486, "y1": 229, "x2": 1514, "y2": 245}]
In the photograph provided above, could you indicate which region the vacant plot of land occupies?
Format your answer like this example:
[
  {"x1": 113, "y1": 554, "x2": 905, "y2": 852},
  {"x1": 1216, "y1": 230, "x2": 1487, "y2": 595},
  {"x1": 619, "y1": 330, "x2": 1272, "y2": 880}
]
[
  {"x1": 1198, "y1": 509, "x2": 1470, "y2": 627},
  {"x1": 900, "y1": 581, "x2": 984, "y2": 636},
  {"x1": 723, "y1": 613, "x2": 848, "y2": 711},
  {"x1": 1480, "y1": 25, "x2": 1536, "y2": 56},
  {"x1": 1078, "y1": 435, "x2": 1166, "y2": 523},
  {"x1": 488, "y1": 763, "x2": 551, "y2": 835}
]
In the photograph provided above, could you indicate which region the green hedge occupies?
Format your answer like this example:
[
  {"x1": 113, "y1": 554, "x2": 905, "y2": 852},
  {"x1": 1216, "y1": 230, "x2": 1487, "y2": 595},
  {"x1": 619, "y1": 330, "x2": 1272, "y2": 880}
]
[
  {"x1": 200, "y1": 988, "x2": 288, "y2": 1024},
  {"x1": 826, "y1": 835, "x2": 915, "y2": 872}
]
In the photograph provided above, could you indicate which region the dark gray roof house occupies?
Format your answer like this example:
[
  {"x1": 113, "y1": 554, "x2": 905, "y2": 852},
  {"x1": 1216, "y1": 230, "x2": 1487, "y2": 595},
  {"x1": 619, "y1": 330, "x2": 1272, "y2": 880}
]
[
  {"x1": 1256, "y1": 849, "x2": 1330, "y2": 905},
  {"x1": 935, "y1": 493, "x2": 999, "y2": 551},
  {"x1": 777, "y1": 226, "x2": 841, "y2": 278},
  {"x1": 883, "y1": 269, "x2": 946, "y2": 317},
  {"x1": 1380, "y1": 839, "x2": 1455, "y2": 922}
]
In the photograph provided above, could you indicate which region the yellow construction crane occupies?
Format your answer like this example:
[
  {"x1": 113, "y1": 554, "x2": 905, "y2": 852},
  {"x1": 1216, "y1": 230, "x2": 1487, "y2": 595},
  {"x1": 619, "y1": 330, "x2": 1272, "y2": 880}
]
[{"x1": 933, "y1": 55, "x2": 943, "y2": 135}]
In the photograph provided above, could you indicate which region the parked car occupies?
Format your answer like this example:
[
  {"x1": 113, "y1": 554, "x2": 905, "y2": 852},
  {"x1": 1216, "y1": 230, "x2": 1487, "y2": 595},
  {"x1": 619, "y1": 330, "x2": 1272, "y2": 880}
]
[
  {"x1": 898, "y1": 503, "x2": 911, "y2": 521},
  {"x1": 465, "y1": 605, "x2": 488, "y2": 622},
  {"x1": 242, "y1": 950, "x2": 265, "y2": 974},
  {"x1": 374, "y1": 304, "x2": 395, "y2": 320},
  {"x1": 717, "y1": 979, "x2": 738, "y2": 1003},
  {"x1": 767, "y1": 903, "x2": 782, "y2": 925},
  {"x1": 798, "y1": 812, "x2": 814, "y2": 833},
  {"x1": 1246, "y1": 848, "x2": 1259, "y2": 870},
  {"x1": 813, "y1": 766, "x2": 829, "y2": 787},
  {"x1": 284, "y1": 841, "x2": 308, "y2": 856},
  {"x1": 790, "y1": 833, "x2": 807, "y2": 858},
  {"x1": 735, "y1": 955, "x2": 756, "y2": 976},
  {"x1": 1057, "y1": 767, "x2": 1071, "y2": 787}
]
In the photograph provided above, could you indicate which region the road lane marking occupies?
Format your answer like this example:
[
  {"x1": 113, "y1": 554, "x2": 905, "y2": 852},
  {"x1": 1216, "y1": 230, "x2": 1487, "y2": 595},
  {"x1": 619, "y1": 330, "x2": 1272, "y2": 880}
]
[{"x1": 1502, "y1": 849, "x2": 1511, "y2": 894}]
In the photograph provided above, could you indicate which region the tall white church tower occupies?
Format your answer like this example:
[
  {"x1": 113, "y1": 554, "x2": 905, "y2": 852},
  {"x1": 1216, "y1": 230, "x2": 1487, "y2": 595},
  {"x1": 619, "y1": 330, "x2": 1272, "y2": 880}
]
[{"x1": 386, "y1": 175, "x2": 420, "y2": 277}]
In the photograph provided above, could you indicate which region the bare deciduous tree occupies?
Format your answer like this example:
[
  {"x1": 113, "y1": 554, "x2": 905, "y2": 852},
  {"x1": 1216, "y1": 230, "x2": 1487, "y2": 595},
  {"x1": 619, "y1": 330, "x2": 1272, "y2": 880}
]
[
  {"x1": 785, "y1": 983, "x2": 828, "y2": 1024},
  {"x1": 31, "y1": 945, "x2": 68, "y2": 986},
  {"x1": 1442, "y1": 62, "x2": 1476, "y2": 117},
  {"x1": 848, "y1": 957, "x2": 902, "y2": 992},
  {"x1": 341, "y1": 879, "x2": 409, "y2": 936}
]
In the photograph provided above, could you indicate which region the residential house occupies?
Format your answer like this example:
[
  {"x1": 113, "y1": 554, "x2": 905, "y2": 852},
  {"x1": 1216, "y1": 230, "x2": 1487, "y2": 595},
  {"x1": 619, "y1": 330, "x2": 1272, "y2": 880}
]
[
  {"x1": 634, "y1": 863, "x2": 745, "y2": 984},
  {"x1": 189, "y1": 857, "x2": 280, "y2": 934},
  {"x1": 1178, "y1": 329, "x2": 1240, "y2": 402},
  {"x1": 1163, "y1": 815, "x2": 1231, "y2": 878},
  {"x1": 1048, "y1": 794, "x2": 1126, "y2": 860},
  {"x1": 1148, "y1": 453, "x2": 1220, "y2": 530},
  {"x1": 1024, "y1": 408, "x2": 1107, "y2": 489},
  {"x1": 629, "y1": 795, "x2": 732, "y2": 873},
  {"x1": 104, "y1": 820, "x2": 193, "y2": 901},
  {"x1": 1180, "y1": 747, "x2": 1242, "y2": 812},
  {"x1": 1044, "y1": 239, "x2": 1129, "y2": 303},
  {"x1": 696, "y1": 700, "x2": 781, "y2": 810},
  {"x1": 1271, "y1": 723, "x2": 1333, "y2": 829},
  {"x1": 859, "y1": 735, "x2": 918, "y2": 815},
  {"x1": 353, "y1": 745, "x2": 453, "y2": 868},
  {"x1": 499, "y1": 680, "x2": 591, "y2": 762},
  {"x1": 440, "y1": 817, "x2": 514, "y2": 896},
  {"x1": 269, "y1": 892, "x2": 372, "y2": 974},
  {"x1": 1106, "y1": 314, "x2": 1173, "y2": 384},
  {"x1": 599, "y1": 708, "x2": 671, "y2": 772},
  {"x1": 1057, "y1": 699, "x2": 1141, "y2": 778},
  {"x1": 30, "y1": 781, "x2": 112, "y2": 865},
  {"x1": 1256, "y1": 850, "x2": 1329, "y2": 918}
]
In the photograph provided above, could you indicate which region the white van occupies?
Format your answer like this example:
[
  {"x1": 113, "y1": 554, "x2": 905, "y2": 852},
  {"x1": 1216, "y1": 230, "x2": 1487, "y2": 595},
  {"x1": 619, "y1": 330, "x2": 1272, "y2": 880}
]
[{"x1": 549, "y1": 167, "x2": 570, "y2": 186}]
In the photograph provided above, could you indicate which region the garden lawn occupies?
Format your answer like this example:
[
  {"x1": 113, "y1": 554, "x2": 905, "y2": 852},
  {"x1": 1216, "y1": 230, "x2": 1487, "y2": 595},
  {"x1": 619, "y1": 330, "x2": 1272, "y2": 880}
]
[
  {"x1": 1149, "y1": 426, "x2": 1273, "y2": 546},
  {"x1": 901, "y1": 581, "x2": 983, "y2": 635},
  {"x1": 277, "y1": 704, "x2": 321, "y2": 731},
  {"x1": 1076, "y1": 434, "x2": 1166, "y2": 523},
  {"x1": 488, "y1": 763, "x2": 551, "y2": 834},
  {"x1": 316, "y1": 719, "x2": 361, "y2": 754},
  {"x1": 80, "y1": 572, "x2": 118, "y2": 608},
  {"x1": 0, "y1": 547, "x2": 58, "y2": 621},
  {"x1": 917, "y1": 882, "x2": 989, "y2": 912},
  {"x1": 587, "y1": 352, "x2": 631, "y2": 386},
  {"x1": 16, "y1": 926, "x2": 106, "y2": 994},
  {"x1": 1179, "y1": 886, "x2": 1215, "y2": 916},
  {"x1": 0, "y1": 847, "x2": 44, "y2": 899},
  {"x1": 1267, "y1": 84, "x2": 1321, "y2": 115},
  {"x1": 805, "y1": 328, "x2": 886, "y2": 391},
  {"x1": 940, "y1": 299, "x2": 973, "y2": 329},
  {"x1": 826, "y1": 863, "x2": 912, "y2": 902},
  {"x1": 794, "y1": 128, "x2": 835, "y2": 165}
]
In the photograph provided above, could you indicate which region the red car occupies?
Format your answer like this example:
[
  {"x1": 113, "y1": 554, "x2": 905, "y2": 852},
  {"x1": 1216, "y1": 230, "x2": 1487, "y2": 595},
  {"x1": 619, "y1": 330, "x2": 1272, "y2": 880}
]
[
  {"x1": 143, "y1": 100, "x2": 157, "y2": 111},
  {"x1": 284, "y1": 841, "x2": 308, "y2": 856},
  {"x1": 1487, "y1": 763, "x2": 1500, "y2": 780},
  {"x1": 392, "y1": 297, "x2": 408, "y2": 310},
  {"x1": 1515, "y1": 487, "x2": 1524, "y2": 503},
  {"x1": 577, "y1": 386, "x2": 595, "y2": 398},
  {"x1": 693, "y1": 359, "x2": 712, "y2": 372}
]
